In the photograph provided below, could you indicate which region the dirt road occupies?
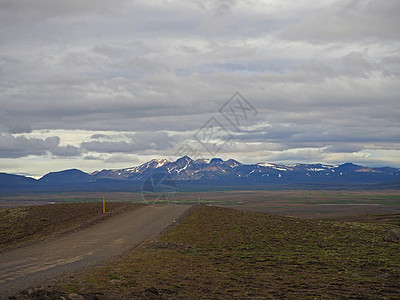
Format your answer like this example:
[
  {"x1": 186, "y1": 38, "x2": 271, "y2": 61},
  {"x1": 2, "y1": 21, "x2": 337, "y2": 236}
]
[{"x1": 0, "y1": 204, "x2": 191, "y2": 296}]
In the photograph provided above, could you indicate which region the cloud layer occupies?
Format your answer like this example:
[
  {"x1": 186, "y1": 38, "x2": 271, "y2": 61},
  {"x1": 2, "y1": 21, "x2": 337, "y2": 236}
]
[{"x1": 0, "y1": 0, "x2": 399, "y2": 176}]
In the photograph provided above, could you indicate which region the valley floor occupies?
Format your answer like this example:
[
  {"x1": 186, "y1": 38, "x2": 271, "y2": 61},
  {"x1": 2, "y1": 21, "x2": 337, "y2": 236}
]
[{"x1": 56, "y1": 205, "x2": 400, "y2": 299}]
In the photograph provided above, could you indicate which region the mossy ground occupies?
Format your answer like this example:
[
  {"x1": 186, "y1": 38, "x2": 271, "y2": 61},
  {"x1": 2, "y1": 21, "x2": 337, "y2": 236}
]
[{"x1": 62, "y1": 205, "x2": 400, "y2": 299}]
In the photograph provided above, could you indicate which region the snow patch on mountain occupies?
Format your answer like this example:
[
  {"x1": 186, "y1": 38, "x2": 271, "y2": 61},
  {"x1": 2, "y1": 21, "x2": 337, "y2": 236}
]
[
  {"x1": 153, "y1": 159, "x2": 170, "y2": 168},
  {"x1": 257, "y1": 162, "x2": 275, "y2": 167},
  {"x1": 307, "y1": 168, "x2": 326, "y2": 172}
]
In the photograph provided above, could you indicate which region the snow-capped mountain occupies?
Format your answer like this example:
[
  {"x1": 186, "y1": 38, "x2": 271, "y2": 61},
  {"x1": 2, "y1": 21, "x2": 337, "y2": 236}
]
[
  {"x1": 91, "y1": 156, "x2": 243, "y2": 180},
  {"x1": 91, "y1": 157, "x2": 400, "y2": 184},
  {"x1": 1, "y1": 157, "x2": 400, "y2": 193}
]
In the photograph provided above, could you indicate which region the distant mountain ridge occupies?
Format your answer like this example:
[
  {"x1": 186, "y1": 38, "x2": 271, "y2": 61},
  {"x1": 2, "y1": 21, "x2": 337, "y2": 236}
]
[
  {"x1": 1, "y1": 157, "x2": 400, "y2": 193},
  {"x1": 91, "y1": 156, "x2": 400, "y2": 183},
  {"x1": 39, "y1": 169, "x2": 92, "y2": 184}
]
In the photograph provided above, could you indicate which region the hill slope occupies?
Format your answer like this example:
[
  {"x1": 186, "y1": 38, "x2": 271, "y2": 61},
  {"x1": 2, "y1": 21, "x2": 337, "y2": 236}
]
[{"x1": 38, "y1": 169, "x2": 92, "y2": 184}]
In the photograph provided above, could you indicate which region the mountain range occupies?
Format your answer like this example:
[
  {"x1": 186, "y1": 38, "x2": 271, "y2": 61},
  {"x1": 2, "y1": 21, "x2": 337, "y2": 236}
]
[{"x1": 1, "y1": 156, "x2": 400, "y2": 193}]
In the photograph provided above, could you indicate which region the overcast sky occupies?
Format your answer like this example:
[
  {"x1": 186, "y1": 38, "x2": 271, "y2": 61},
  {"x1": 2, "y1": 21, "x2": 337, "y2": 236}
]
[{"x1": 1, "y1": 0, "x2": 400, "y2": 177}]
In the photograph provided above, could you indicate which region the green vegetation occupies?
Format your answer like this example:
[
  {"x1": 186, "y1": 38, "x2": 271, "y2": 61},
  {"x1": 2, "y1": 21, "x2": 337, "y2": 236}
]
[
  {"x1": 0, "y1": 202, "x2": 140, "y2": 252},
  {"x1": 63, "y1": 206, "x2": 400, "y2": 299}
]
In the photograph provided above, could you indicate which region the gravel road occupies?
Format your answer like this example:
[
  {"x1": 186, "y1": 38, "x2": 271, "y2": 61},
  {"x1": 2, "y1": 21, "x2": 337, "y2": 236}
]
[{"x1": 0, "y1": 204, "x2": 191, "y2": 296}]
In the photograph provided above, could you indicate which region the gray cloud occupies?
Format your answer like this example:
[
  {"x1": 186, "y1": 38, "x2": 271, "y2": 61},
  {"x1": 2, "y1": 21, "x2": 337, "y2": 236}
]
[
  {"x1": 0, "y1": 123, "x2": 32, "y2": 134},
  {"x1": 324, "y1": 144, "x2": 365, "y2": 154},
  {"x1": 50, "y1": 144, "x2": 81, "y2": 157},
  {"x1": 281, "y1": 0, "x2": 400, "y2": 42},
  {"x1": 341, "y1": 51, "x2": 373, "y2": 76},
  {"x1": 0, "y1": 134, "x2": 80, "y2": 158},
  {"x1": 81, "y1": 131, "x2": 177, "y2": 153},
  {"x1": 90, "y1": 134, "x2": 109, "y2": 140},
  {"x1": 195, "y1": 0, "x2": 237, "y2": 16},
  {"x1": 381, "y1": 53, "x2": 400, "y2": 76},
  {"x1": 0, "y1": 0, "x2": 399, "y2": 175}
]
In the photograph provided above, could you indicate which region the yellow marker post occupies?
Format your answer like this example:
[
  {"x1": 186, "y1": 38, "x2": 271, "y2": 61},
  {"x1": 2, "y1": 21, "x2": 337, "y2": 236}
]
[{"x1": 103, "y1": 195, "x2": 106, "y2": 214}]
